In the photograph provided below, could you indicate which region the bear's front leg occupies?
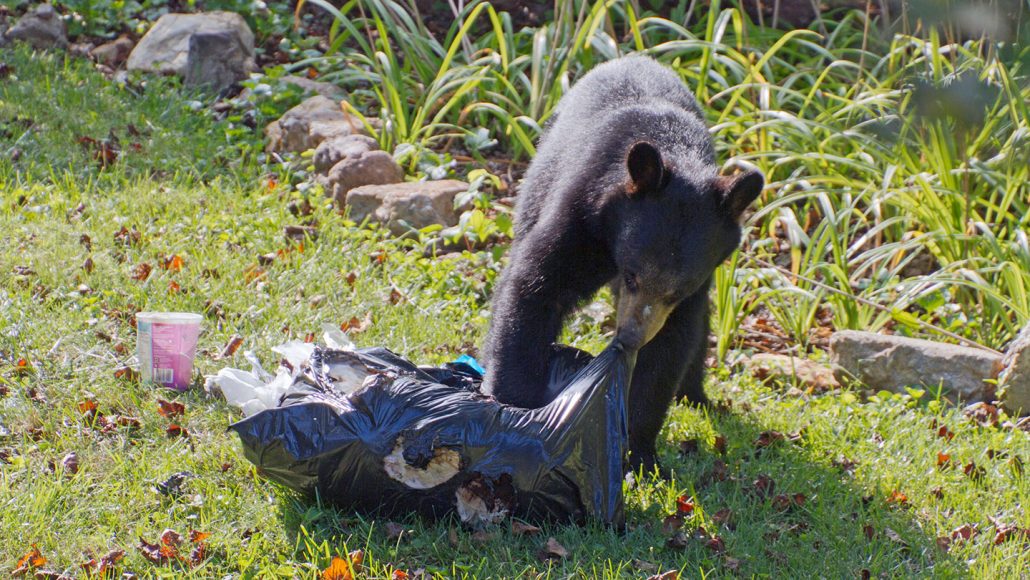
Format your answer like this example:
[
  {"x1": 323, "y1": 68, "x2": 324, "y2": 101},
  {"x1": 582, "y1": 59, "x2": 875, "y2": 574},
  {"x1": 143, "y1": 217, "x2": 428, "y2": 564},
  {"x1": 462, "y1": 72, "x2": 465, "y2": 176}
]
[
  {"x1": 483, "y1": 226, "x2": 611, "y2": 408},
  {"x1": 627, "y1": 281, "x2": 711, "y2": 473}
]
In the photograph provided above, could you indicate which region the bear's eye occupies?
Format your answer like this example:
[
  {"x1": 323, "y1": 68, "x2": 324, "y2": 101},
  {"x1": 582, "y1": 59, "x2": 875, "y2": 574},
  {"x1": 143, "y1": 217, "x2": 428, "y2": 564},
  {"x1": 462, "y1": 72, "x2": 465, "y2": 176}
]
[{"x1": 624, "y1": 273, "x2": 639, "y2": 293}]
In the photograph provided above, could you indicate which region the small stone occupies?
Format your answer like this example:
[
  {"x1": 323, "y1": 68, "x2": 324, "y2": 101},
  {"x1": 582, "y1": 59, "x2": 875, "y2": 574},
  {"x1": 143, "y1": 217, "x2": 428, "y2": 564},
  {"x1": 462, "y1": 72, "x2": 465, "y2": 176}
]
[
  {"x1": 265, "y1": 95, "x2": 367, "y2": 154},
  {"x1": 746, "y1": 353, "x2": 838, "y2": 392},
  {"x1": 90, "y1": 35, "x2": 134, "y2": 67},
  {"x1": 5, "y1": 3, "x2": 67, "y2": 50},
  {"x1": 314, "y1": 134, "x2": 379, "y2": 174},
  {"x1": 830, "y1": 330, "x2": 1003, "y2": 401},
  {"x1": 327, "y1": 149, "x2": 404, "y2": 204},
  {"x1": 346, "y1": 180, "x2": 469, "y2": 236},
  {"x1": 127, "y1": 12, "x2": 255, "y2": 78},
  {"x1": 999, "y1": 324, "x2": 1030, "y2": 416}
]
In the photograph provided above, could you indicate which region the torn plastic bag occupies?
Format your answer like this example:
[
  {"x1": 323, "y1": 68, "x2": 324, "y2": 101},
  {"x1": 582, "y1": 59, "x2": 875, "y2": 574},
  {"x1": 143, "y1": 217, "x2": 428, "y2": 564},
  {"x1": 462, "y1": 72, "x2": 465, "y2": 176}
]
[{"x1": 228, "y1": 341, "x2": 635, "y2": 527}]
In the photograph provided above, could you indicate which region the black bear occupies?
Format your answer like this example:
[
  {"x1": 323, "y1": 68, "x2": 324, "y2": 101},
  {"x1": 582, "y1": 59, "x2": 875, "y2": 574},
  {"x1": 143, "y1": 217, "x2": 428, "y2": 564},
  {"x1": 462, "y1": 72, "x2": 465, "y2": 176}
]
[{"x1": 482, "y1": 56, "x2": 764, "y2": 471}]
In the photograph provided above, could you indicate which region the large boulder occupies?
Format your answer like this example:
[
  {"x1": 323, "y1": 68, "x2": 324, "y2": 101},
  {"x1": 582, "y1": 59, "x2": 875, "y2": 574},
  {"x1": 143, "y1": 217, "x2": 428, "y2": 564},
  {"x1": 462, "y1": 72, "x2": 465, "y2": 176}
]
[
  {"x1": 316, "y1": 135, "x2": 404, "y2": 205},
  {"x1": 999, "y1": 324, "x2": 1030, "y2": 415},
  {"x1": 265, "y1": 96, "x2": 367, "y2": 154},
  {"x1": 346, "y1": 180, "x2": 470, "y2": 235},
  {"x1": 183, "y1": 30, "x2": 253, "y2": 91},
  {"x1": 127, "y1": 12, "x2": 255, "y2": 80},
  {"x1": 830, "y1": 330, "x2": 1003, "y2": 401},
  {"x1": 4, "y1": 4, "x2": 67, "y2": 50}
]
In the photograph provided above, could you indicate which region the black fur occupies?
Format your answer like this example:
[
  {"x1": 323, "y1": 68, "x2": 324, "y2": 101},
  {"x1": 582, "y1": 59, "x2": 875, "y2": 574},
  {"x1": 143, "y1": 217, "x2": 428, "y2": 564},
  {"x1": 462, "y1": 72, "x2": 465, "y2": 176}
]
[{"x1": 483, "y1": 56, "x2": 763, "y2": 471}]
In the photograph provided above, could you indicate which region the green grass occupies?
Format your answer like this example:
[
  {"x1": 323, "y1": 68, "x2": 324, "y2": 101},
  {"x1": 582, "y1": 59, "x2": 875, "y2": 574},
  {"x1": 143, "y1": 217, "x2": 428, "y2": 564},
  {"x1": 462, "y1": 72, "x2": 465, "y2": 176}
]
[{"x1": 2, "y1": 6, "x2": 1030, "y2": 579}]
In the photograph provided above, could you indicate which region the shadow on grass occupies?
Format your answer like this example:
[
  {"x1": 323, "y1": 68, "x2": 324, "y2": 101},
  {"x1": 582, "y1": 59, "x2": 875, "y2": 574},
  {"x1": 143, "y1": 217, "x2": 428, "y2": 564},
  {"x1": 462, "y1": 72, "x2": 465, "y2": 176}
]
[{"x1": 263, "y1": 402, "x2": 967, "y2": 578}]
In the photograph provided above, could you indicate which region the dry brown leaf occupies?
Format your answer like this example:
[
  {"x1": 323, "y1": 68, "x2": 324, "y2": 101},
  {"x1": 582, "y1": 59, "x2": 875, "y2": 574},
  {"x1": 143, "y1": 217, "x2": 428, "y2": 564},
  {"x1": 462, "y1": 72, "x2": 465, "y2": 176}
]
[
  {"x1": 511, "y1": 520, "x2": 541, "y2": 536},
  {"x1": 538, "y1": 537, "x2": 569, "y2": 561}
]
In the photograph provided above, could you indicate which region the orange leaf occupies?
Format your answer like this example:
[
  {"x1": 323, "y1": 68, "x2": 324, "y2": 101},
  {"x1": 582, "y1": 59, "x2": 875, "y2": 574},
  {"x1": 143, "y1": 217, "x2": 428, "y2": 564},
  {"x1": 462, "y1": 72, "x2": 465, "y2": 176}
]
[
  {"x1": 392, "y1": 571, "x2": 409, "y2": 580},
  {"x1": 163, "y1": 254, "x2": 184, "y2": 272},
  {"x1": 676, "y1": 495, "x2": 694, "y2": 515},
  {"x1": 166, "y1": 424, "x2": 189, "y2": 438},
  {"x1": 321, "y1": 551, "x2": 362, "y2": 580},
  {"x1": 15, "y1": 544, "x2": 46, "y2": 571},
  {"x1": 886, "y1": 490, "x2": 909, "y2": 506},
  {"x1": 937, "y1": 452, "x2": 952, "y2": 468},
  {"x1": 189, "y1": 530, "x2": 210, "y2": 544},
  {"x1": 168, "y1": 280, "x2": 181, "y2": 294},
  {"x1": 77, "y1": 400, "x2": 98, "y2": 414}
]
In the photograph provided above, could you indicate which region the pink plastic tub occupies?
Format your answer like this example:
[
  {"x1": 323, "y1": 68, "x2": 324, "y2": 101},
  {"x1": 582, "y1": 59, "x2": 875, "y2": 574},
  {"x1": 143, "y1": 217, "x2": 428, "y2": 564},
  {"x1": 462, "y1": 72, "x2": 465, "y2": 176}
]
[{"x1": 136, "y1": 312, "x2": 202, "y2": 390}]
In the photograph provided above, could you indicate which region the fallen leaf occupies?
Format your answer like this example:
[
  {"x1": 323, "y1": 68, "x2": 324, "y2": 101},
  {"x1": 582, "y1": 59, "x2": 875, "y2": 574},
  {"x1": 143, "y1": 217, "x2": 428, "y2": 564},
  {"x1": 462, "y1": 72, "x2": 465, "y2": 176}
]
[
  {"x1": 886, "y1": 490, "x2": 909, "y2": 506},
  {"x1": 665, "y1": 532, "x2": 689, "y2": 551},
  {"x1": 160, "y1": 529, "x2": 182, "y2": 548},
  {"x1": 538, "y1": 537, "x2": 569, "y2": 561},
  {"x1": 82, "y1": 257, "x2": 94, "y2": 273},
  {"x1": 676, "y1": 495, "x2": 694, "y2": 515},
  {"x1": 993, "y1": 523, "x2": 1029, "y2": 545},
  {"x1": 662, "y1": 514, "x2": 684, "y2": 534},
  {"x1": 950, "y1": 524, "x2": 978, "y2": 541},
  {"x1": 162, "y1": 254, "x2": 185, "y2": 272},
  {"x1": 678, "y1": 439, "x2": 699, "y2": 456},
  {"x1": 723, "y1": 556, "x2": 742, "y2": 572},
  {"x1": 713, "y1": 435, "x2": 728, "y2": 455},
  {"x1": 704, "y1": 536, "x2": 726, "y2": 553},
  {"x1": 138, "y1": 537, "x2": 175, "y2": 564},
  {"x1": 751, "y1": 474, "x2": 775, "y2": 499},
  {"x1": 930, "y1": 486, "x2": 944, "y2": 500},
  {"x1": 863, "y1": 524, "x2": 875, "y2": 540},
  {"x1": 166, "y1": 424, "x2": 189, "y2": 438},
  {"x1": 389, "y1": 288, "x2": 404, "y2": 305},
  {"x1": 61, "y1": 452, "x2": 79, "y2": 475},
  {"x1": 340, "y1": 315, "x2": 371, "y2": 334},
  {"x1": 963, "y1": 402, "x2": 999, "y2": 428},
  {"x1": 189, "y1": 543, "x2": 206, "y2": 566},
  {"x1": 632, "y1": 559, "x2": 659, "y2": 573},
  {"x1": 81, "y1": 549, "x2": 125, "y2": 576},
  {"x1": 963, "y1": 461, "x2": 985, "y2": 481},
  {"x1": 711, "y1": 508, "x2": 733, "y2": 526},
  {"x1": 168, "y1": 280, "x2": 181, "y2": 294},
  {"x1": 130, "y1": 262, "x2": 152, "y2": 281},
  {"x1": 13, "y1": 544, "x2": 46, "y2": 575},
  {"x1": 755, "y1": 430, "x2": 785, "y2": 448},
  {"x1": 218, "y1": 335, "x2": 244, "y2": 359},
  {"x1": 113, "y1": 365, "x2": 139, "y2": 382},
  {"x1": 385, "y1": 522, "x2": 406, "y2": 541},
  {"x1": 345, "y1": 271, "x2": 358, "y2": 287},
  {"x1": 189, "y1": 530, "x2": 210, "y2": 544},
  {"x1": 321, "y1": 556, "x2": 353, "y2": 580},
  {"x1": 157, "y1": 399, "x2": 185, "y2": 419},
  {"x1": 647, "y1": 571, "x2": 679, "y2": 580},
  {"x1": 511, "y1": 520, "x2": 541, "y2": 536},
  {"x1": 392, "y1": 571, "x2": 408, "y2": 580},
  {"x1": 937, "y1": 452, "x2": 952, "y2": 469},
  {"x1": 936, "y1": 425, "x2": 955, "y2": 442},
  {"x1": 77, "y1": 400, "x2": 98, "y2": 415}
]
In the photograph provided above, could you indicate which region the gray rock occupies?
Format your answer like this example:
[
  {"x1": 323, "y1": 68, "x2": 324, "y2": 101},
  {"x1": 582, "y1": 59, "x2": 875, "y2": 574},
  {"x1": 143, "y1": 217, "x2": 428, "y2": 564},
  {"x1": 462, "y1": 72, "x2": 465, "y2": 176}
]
[
  {"x1": 746, "y1": 353, "x2": 839, "y2": 392},
  {"x1": 999, "y1": 324, "x2": 1030, "y2": 415},
  {"x1": 327, "y1": 149, "x2": 404, "y2": 205},
  {"x1": 265, "y1": 95, "x2": 367, "y2": 153},
  {"x1": 315, "y1": 134, "x2": 378, "y2": 173},
  {"x1": 127, "y1": 12, "x2": 255, "y2": 78},
  {"x1": 183, "y1": 30, "x2": 252, "y2": 91},
  {"x1": 347, "y1": 180, "x2": 469, "y2": 235},
  {"x1": 5, "y1": 3, "x2": 67, "y2": 50},
  {"x1": 830, "y1": 330, "x2": 1003, "y2": 401},
  {"x1": 90, "y1": 35, "x2": 134, "y2": 67}
]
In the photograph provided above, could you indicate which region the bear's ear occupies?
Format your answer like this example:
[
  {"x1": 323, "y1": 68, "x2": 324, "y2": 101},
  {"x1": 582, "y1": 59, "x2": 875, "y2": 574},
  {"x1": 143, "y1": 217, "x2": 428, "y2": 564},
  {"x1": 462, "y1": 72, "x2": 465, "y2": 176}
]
[
  {"x1": 714, "y1": 168, "x2": 764, "y2": 221},
  {"x1": 626, "y1": 141, "x2": 665, "y2": 196}
]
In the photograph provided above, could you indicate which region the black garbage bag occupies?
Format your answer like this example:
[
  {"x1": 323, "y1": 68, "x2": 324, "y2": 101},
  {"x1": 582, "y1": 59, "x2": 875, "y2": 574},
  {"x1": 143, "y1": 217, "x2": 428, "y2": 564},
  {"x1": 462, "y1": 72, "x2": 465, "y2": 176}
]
[{"x1": 229, "y1": 341, "x2": 635, "y2": 527}]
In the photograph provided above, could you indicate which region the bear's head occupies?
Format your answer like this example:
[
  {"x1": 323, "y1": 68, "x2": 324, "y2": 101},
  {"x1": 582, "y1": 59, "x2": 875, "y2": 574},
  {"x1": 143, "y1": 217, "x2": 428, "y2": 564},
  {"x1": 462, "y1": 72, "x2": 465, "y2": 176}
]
[{"x1": 610, "y1": 141, "x2": 763, "y2": 351}]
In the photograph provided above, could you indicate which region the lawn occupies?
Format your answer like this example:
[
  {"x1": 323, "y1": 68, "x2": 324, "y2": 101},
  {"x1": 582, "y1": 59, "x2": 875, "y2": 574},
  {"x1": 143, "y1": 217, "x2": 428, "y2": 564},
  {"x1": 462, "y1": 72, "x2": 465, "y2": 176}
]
[{"x1": 1, "y1": 1, "x2": 1029, "y2": 578}]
